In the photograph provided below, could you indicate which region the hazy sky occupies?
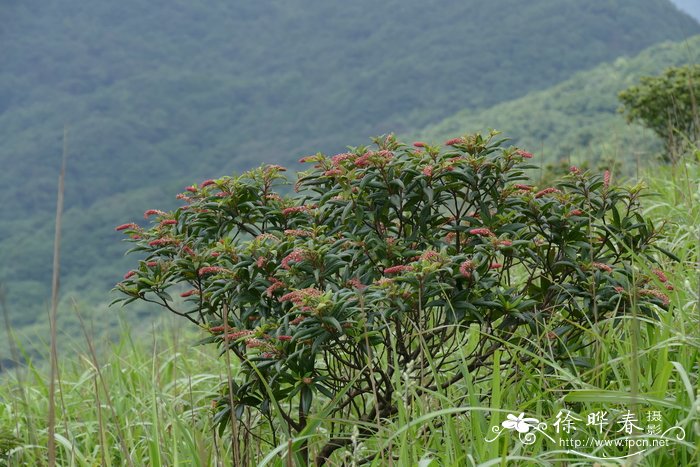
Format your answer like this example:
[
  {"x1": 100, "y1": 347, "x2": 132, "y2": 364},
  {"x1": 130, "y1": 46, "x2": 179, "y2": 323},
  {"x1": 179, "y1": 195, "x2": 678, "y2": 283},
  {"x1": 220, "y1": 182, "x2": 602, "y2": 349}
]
[{"x1": 670, "y1": 0, "x2": 700, "y2": 22}]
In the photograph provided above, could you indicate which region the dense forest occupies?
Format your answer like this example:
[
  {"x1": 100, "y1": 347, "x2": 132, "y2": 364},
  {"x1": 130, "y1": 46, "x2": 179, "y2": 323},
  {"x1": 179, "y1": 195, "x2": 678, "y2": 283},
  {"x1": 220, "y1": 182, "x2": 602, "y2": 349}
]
[{"x1": 0, "y1": 0, "x2": 698, "y2": 341}]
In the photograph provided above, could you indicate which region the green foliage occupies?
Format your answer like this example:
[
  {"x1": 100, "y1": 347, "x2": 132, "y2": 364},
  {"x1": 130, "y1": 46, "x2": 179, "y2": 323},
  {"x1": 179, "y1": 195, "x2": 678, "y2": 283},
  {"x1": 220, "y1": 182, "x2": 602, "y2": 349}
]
[
  {"x1": 619, "y1": 64, "x2": 700, "y2": 161},
  {"x1": 416, "y1": 36, "x2": 700, "y2": 172},
  {"x1": 2, "y1": 0, "x2": 699, "y2": 337},
  {"x1": 114, "y1": 133, "x2": 673, "y2": 463}
]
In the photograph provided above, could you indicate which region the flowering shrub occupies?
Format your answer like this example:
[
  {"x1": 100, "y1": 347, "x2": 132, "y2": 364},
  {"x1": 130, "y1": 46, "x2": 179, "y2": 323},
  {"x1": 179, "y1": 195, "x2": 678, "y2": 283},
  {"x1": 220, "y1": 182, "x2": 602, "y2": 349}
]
[{"x1": 114, "y1": 132, "x2": 673, "y2": 464}]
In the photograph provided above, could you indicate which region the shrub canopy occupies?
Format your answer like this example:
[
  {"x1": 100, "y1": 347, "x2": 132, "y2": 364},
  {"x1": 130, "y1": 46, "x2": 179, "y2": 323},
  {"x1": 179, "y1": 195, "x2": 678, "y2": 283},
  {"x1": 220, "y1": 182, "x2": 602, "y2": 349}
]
[{"x1": 115, "y1": 132, "x2": 672, "y2": 464}]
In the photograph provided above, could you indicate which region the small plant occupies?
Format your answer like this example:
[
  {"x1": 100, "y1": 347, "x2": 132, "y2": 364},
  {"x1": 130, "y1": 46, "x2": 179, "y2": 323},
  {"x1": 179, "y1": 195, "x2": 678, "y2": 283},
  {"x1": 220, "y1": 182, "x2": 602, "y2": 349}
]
[{"x1": 114, "y1": 132, "x2": 673, "y2": 464}]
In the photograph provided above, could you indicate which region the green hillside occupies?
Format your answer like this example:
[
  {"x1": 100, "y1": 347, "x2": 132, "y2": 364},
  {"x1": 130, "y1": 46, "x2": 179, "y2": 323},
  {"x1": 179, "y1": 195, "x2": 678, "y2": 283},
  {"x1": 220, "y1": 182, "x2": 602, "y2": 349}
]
[
  {"x1": 415, "y1": 35, "x2": 700, "y2": 171},
  {"x1": 0, "y1": 0, "x2": 698, "y2": 333}
]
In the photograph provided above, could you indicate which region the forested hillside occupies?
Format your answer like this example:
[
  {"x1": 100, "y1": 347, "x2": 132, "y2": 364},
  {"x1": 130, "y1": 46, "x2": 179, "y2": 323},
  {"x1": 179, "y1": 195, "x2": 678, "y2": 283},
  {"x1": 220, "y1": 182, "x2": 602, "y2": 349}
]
[
  {"x1": 415, "y1": 36, "x2": 700, "y2": 172},
  {"x1": 0, "y1": 0, "x2": 698, "y2": 332}
]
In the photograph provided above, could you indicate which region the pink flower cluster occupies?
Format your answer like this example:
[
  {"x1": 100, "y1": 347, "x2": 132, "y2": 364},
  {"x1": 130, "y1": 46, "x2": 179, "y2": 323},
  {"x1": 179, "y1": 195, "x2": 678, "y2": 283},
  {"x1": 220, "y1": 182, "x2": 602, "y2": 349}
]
[
  {"x1": 198, "y1": 266, "x2": 229, "y2": 276},
  {"x1": 279, "y1": 287, "x2": 322, "y2": 304},
  {"x1": 324, "y1": 168, "x2": 343, "y2": 177},
  {"x1": 180, "y1": 289, "x2": 200, "y2": 298},
  {"x1": 445, "y1": 137, "x2": 463, "y2": 146},
  {"x1": 515, "y1": 149, "x2": 534, "y2": 159},
  {"x1": 265, "y1": 277, "x2": 285, "y2": 296},
  {"x1": 281, "y1": 205, "x2": 310, "y2": 216},
  {"x1": 469, "y1": 228, "x2": 495, "y2": 237},
  {"x1": 331, "y1": 152, "x2": 355, "y2": 165},
  {"x1": 422, "y1": 165, "x2": 434, "y2": 177},
  {"x1": 201, "y1": 179, "x2": 216, "y2": 188},
  {"x1": 459, "y1": 260, "x2": 475, "y2": 278},
  {"x1": 281, "y1": 249, "x2": 306, "y2": 269}
]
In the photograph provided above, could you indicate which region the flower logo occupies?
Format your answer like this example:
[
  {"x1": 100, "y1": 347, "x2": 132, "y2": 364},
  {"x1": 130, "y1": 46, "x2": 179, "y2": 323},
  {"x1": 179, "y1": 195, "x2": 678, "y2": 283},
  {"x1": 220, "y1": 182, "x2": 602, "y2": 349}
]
[{"x1": 502, "y1": 413, "x2": 540, "y2": 433}]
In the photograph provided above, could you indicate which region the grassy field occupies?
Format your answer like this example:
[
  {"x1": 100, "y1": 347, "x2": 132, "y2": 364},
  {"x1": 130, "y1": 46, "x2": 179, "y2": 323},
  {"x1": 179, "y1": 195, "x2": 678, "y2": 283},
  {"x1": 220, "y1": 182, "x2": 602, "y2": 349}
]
[{"x1": 0, "y1": 154, "x2": 698, "y2": 466}]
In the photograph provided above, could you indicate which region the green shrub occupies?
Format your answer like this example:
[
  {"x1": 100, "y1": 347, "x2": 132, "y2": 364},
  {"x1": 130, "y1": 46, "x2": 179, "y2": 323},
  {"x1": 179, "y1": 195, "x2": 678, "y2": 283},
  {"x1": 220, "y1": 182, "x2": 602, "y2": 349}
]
[{"x1": 114, "y1": 131, "x2": 673, "y2": 464}]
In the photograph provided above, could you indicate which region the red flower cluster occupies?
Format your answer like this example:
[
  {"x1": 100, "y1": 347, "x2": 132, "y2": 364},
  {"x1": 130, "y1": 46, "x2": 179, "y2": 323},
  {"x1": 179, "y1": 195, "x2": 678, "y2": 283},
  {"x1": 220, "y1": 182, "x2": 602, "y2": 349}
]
[
  {"x1": 148, "y1": 237, "x2": 178, "y2": 247},
  {"x1": 180, "y1": 289, "x2": 200, "y2": 298},
  {"x1": 185, "y1": 186, "x2": 197, "y2": 193},
  {"x1": 144, "y1": 209, "x2": 167, "y2": 219},
  {"x1": 160, "y1": 219, "x2": 177, "y2": 226},
  {"x1": 226, "y1": 330, "x2": 254, "y2": 340},
  {"x1": 413, "y1": 141, "x2": 427, "y2": 148},
  {"x1": 383, "y1": 265, "x2": 413, "y2": 275},
  {"x1": 115, "y1": 223, "x2": 139, "y2": 231},
  {"x1": 652, "y1": 269, "x2": 668, "y2": 283},
  {"x1": 422, "y1": 165, "x2": 434, "y2": 177},
  {"x1": 639, "y1": 289, "x2": 670, "y2": 306},
  {"x1": 513, "y1": 184, "x2": 533, "y2": 192},
  {"x1": 534, "y1": 188, "x2": 561, "y2": 198},
  {"x1": 290, "y1": 316, "x2": 306, "y2": 326},
  {"x1": 201, "y1": 179, "x2": 216, "y2": 188},
  {"x1": 603, "y1": 170, "x2": 611, "y2": 188},
  {"x1": 445, "y1": 137, "x2": 463, "y2": 146}
]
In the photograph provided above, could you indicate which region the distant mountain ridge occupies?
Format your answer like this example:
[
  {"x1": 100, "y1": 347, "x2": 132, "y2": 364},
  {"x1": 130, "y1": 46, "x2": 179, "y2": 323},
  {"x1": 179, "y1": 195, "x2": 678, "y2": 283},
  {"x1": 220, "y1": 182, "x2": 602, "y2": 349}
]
[
  {"x1": 414, "y1": 36, "x2": 700, "y2": 171},
  {"x1": 0, "y1": 0, "x2": 698, "y2": 333}
]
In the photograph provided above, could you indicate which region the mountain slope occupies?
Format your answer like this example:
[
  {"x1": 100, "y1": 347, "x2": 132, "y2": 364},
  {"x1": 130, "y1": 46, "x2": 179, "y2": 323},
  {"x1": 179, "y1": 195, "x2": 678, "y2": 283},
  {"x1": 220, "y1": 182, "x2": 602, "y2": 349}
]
[
  {"x1": 415, "y1": 36, "x2": 700, "y2": 170},
  {"x1": 0, "y1": 0, "x2": 698, "y2": 329}
]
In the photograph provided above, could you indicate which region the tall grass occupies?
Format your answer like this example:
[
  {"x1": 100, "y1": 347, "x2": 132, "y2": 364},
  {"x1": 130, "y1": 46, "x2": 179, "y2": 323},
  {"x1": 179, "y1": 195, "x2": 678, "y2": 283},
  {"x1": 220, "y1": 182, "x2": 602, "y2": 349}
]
[{"x1": 0, "y1": 157, "x2": 697, "y2": 466}]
